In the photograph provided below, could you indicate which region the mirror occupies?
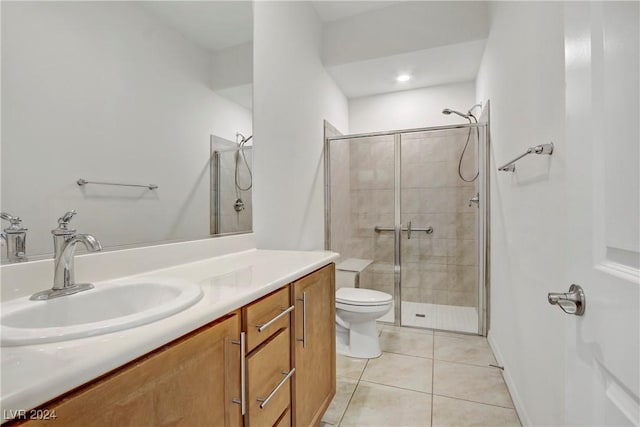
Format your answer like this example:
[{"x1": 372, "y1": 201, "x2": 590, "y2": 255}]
[
  {"x1": 210, "y1": 135, "x2": 253, "y2": 236},
  {"x1": 1, "y1": 1, "x2": 253, "y2": 262}
]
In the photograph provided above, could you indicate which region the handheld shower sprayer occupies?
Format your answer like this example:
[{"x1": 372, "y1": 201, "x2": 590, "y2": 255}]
[
  {"x1": 442, "y1": 104, "x2": 481, "y2": 182},
  {"x1": 441, "y1": 108, "x2": 470, "y2": 119}
]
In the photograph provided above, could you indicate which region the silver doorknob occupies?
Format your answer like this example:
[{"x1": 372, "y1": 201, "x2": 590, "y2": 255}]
[{"x1": 548, "y1": 284, "x2": 585, "y2": 316}]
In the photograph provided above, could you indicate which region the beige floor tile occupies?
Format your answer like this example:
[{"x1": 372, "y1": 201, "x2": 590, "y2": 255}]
[
  {"x1": 432, "y1": 395, "x2": 521, "y2": 427},
  {"x1": 434, "y1": 334, "x2": 496, "y2": 366},
  {"x1": 433, "y1": 360, "x2": 513, "y2": 408},
  {"x1": 380, "y1": 328, "x2": 434, "y2": 358},
  {"x1": 322, "y1": 377, "x2": 358, "y2": 425},
  {"x1": 340, "y1": 381, "x2": 431, "y2": 427},
  {"x1": 361, "y1": 352, "x2": 433, "y2": 393},
  {"x1": 336, "y1": 354, "x2": 368, "y2": 380}
]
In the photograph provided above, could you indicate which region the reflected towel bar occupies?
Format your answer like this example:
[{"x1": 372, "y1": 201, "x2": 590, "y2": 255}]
[
  {"x1": 498, "y1": 142, "x2": 554, "y2": 172},
  {"x1": 77, "y1": 179, "x2": 158, "y2": 190}
]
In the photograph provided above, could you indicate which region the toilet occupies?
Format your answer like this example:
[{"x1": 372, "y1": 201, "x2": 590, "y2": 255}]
[{"x1": 335, "y1": 259, "x2": 393, "y2": 359}]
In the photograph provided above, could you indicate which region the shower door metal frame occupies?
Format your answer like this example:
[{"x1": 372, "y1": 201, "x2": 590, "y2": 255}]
[{"x1": 324, "y1": 120, "x2": 490, "y2": 336}]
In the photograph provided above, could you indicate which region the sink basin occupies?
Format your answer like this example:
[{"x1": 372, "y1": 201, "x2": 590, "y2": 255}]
[{"x1": 1, "y1": 279, "x2": 203, "y2": 346}]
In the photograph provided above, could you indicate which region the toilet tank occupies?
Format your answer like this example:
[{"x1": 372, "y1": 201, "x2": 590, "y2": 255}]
[{"x1": 335, "y1": 258, "x2": 373, "y2": 290}]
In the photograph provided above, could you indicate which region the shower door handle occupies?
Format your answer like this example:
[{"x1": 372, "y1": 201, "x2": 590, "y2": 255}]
[
  {"x1": 374, "y1": 225, "x2": 434, "y2": 235},
  {"x1": 407, "y1": 221, "x2": 412, "y2": 240}
]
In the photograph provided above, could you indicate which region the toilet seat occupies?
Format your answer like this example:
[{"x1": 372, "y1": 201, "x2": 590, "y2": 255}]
[{"x1": 336, "y1": 288, "x2": 393, "y2": 307}]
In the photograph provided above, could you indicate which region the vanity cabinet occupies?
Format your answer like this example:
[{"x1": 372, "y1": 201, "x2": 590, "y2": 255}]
[
  {"x1": 291, "y1": 264, "x2": 336, "y2": 427},
  {"x1": 13, "y1": 263, "x2": 336, "y2": 427},
  {"x1": 18, "y1": 311, "x2": 243, "y2": 427}
]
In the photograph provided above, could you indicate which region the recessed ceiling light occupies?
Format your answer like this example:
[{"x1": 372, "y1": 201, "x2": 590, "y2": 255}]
[{"x1": 396, "y1": 74, "x2": 411, "y2": 82}]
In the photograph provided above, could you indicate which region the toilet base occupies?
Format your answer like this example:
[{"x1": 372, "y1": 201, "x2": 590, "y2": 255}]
[{"x1": 336, "y1": 319, "x2": 382, "y2": 359}]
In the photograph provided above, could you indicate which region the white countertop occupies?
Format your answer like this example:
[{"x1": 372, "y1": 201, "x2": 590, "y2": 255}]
[{"x1": 0, "y1": 248, "x2": 338, "y2": 416}]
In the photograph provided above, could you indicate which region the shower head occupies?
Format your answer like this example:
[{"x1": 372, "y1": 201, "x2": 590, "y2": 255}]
[
  {"x1": 236, "y1": 133, "x2": 253, "y2": 146},
  {"x1": 442, "y1": 108, "x2": 470, "y2": 119}
]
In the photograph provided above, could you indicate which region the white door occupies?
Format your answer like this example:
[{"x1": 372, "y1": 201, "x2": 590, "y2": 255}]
[{"x1": 564, "y1": 2, "x2": 640, "y2": 425}]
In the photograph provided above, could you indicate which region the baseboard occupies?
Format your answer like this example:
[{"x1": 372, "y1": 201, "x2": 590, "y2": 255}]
[{"x1": 487, "y1": 331, "x2": 532, "y2": 426}]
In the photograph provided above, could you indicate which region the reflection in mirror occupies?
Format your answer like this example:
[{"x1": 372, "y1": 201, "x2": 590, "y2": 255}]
[
  {"x1": 1, "y1": 1, "x2": 253, "y2": 263},
  {"x1": 210, "y1": 135, "x2": 253, "y2": 236}
]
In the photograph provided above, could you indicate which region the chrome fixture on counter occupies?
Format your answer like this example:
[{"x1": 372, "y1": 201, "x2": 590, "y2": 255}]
[
  {"x1": 498, "y1": 142, "x2": 554, "y2": 172},
  {"x1": 0, "y1": 212, "x2": 28, "y2": 262},
  {"x1": 77, "y1": 178, "x2": 158, "y2": 190},
  {"x1": 31, "y1": 210, "x2": 103, "y2": 300},
  {"x1": 548, "y1": 284, "x2": 585, "y2": 316}
]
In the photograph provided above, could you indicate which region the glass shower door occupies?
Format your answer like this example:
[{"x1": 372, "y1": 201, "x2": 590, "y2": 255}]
[
  {"x1": 399, "y1": 128, "x2": 481, "y2": 333},
  {"x1": 328, "y1": 134, "x2": 396, "y2": 321}
]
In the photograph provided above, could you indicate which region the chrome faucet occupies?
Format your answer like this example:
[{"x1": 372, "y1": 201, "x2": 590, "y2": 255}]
[
  {"x1": 0, "y1": 212, "x2": 28, "y2": 262},
  {"x1": 31, "y1": 210, "x2": 102, "y2": 301}
]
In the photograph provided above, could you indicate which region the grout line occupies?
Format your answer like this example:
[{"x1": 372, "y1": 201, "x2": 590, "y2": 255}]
[
  {"x1": 383, "y1": 350, "x2": 432, "y2": 360},
  {"x1": 338, "y1": 359, "x2": 368, "y2": 427},
  {"x1": 433, "y1": 358, "x2": 502, "y2": 370},
  {"x1": 431, "y1": 393, "x2": 516, "y2": 410},
  {"x1": 357, "y1": 379, "x2": 432, "y2": 396},
  {"x1": 336, "y1": 380, "x2": 359, "y2": 427}
]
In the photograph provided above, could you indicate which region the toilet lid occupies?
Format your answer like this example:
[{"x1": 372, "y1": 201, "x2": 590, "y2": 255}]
[{"x1": 336, "y1": 288, "x2": 393, "y2": 306}]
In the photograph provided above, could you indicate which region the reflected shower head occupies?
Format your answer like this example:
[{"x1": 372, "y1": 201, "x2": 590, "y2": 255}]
[{"x1": 442, "y1": 108, "x2": 470, "y2": 119}]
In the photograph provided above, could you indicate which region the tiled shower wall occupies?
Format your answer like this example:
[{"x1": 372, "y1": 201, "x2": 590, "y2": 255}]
[{"x1": 330, "y1": 128, "x2": 478, "y2": 307}]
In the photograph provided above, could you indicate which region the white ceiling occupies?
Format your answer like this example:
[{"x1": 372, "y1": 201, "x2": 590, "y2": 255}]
[
  {"x1": 138, "y1": 1, "x2": 490, "y2": 102},
  {"x1": 321, "y1": 1, "x2": 490, "y2": 98},
  {"x1": 140, "y1": 1, "x2": 252, "y2": 52},
  {"x1": 328, "y1": 39, "x2": 485, "y2": 98}
]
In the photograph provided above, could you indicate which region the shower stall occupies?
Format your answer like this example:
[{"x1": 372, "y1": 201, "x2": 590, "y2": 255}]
[{"x1": 324, "y1": 109, "x2": 489, "y2": 335}]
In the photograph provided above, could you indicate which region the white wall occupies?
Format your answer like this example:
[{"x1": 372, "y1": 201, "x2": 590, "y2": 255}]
[
  {"x1": 1, "y1": 2, "x2": 252, "y2": 259},
  {"x1": 349, "y1": 81, "x2": 476, "y2": 134},
  {"x1": 253, "y1": 1, "x2": 349, "y2": 250},
  {"x1": 476, "y1": 2, "x2": 567, "y2": 425}
]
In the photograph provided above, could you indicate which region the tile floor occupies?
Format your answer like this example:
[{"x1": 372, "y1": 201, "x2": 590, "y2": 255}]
[{"x1": 322, "y1": 326, "x2": 521, "y2": 427}]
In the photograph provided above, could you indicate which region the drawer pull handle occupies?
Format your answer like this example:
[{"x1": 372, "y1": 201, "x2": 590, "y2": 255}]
[
  {"x1": 256, "y1": 305, "x2": 294, "y2": 332},
  {"x1": 257, "y1": 368, "x2": 296, "y2": 409},
  {"x1": 296, "y1": 292, "x2": 307, "y2": 348},
  {"x1": 231, "y1": 332, "x2": 247, "y2": 415}
]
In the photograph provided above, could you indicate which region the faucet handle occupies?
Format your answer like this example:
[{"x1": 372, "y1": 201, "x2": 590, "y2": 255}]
[
  {"x1": 58, "y1": 210, "x2": 77, "y2": 226},
  {"x1": 1, "y1": 212, "x2": 25, "y2": 231},
  {"x1": 53, "y1": 210, "x2": 77, "y2": 235}
]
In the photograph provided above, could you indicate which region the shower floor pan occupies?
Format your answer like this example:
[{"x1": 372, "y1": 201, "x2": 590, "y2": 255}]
[{"x1": 378, "y1": 301, "x2": 478, "y2": 334}]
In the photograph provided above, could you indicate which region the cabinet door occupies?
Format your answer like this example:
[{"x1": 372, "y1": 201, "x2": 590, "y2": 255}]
[
  {"x1": 292, "y1": 264, "x2": 336, "y2": 427},
  {"x1": 23, "y1": 312, "x2": 243, "y2": 427}
]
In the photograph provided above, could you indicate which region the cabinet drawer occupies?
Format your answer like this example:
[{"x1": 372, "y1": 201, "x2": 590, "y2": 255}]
[
  {"x1": 243, "y1": 286, "x2": 292, "y2": 353},
  {"x1": 246, "y1": 328, "x2": 292, "y2": 427}
]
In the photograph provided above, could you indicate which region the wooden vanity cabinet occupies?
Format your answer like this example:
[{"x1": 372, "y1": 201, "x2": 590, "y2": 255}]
[
  {"x1": 15, "y1": 262, "x2": 337, "y2": 427},
  {"x1": 291, "y1": 264, "x2": 336, "y2": 427},
  {"x1": 18, "y1": 312, "x2": 243, "y2": 427}
]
